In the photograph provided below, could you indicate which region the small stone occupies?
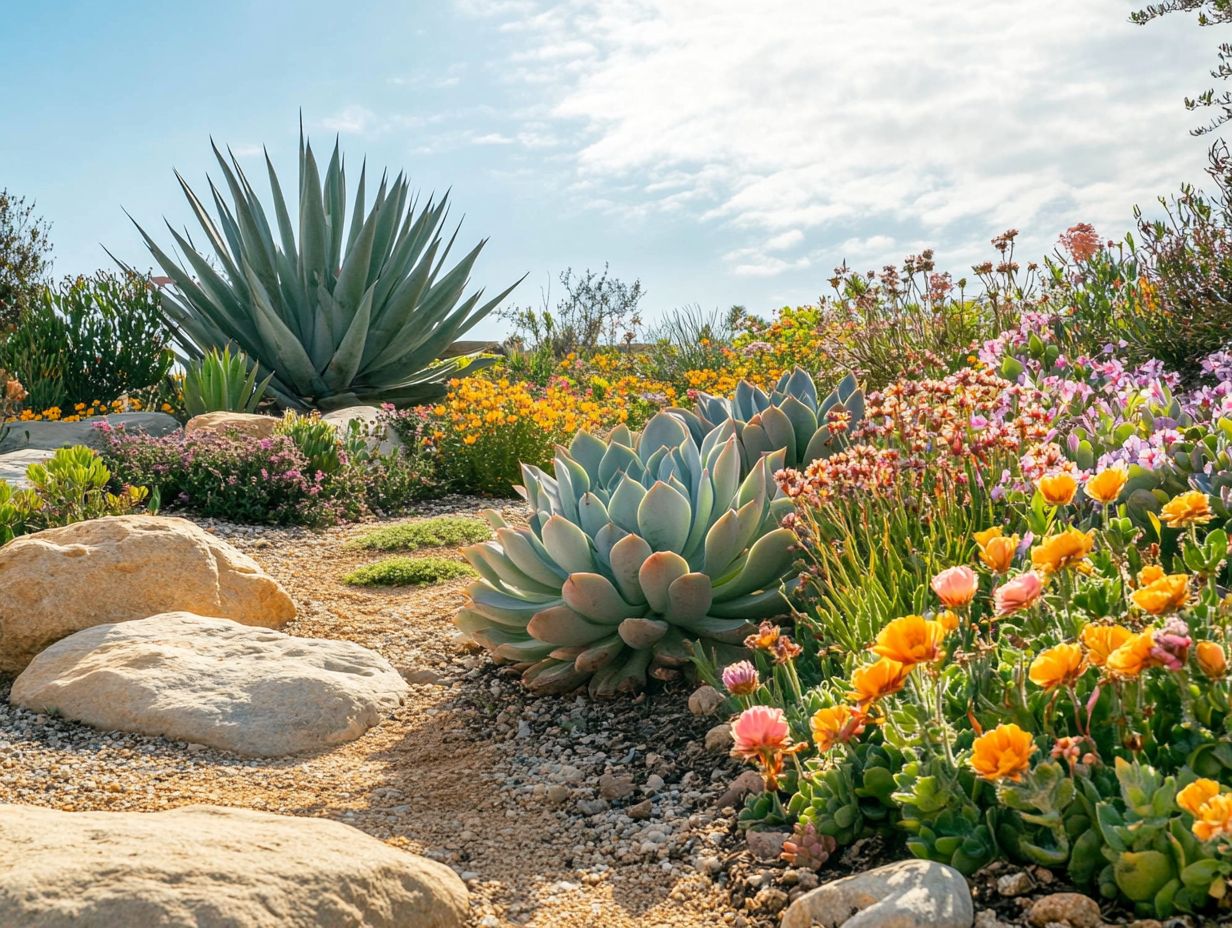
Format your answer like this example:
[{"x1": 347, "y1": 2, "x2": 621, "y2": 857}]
[
  {"x1": 644, "y1": 774, "x2": 665, "y2": 794},
  {"x1": 997, "y1": 870, "x2": 1033, "y2": 897},
  {"x1": 782, "y1": 860, "x2": 973, "y2": 928},
  {"x1": 688, "y1": 685, "x2": 724, "y2": 716},
  {"x1": 745, "y1": 829, "x2": 789, "y2": 861},
  {"x1": 546, "y1": 785, "x2": 570, "y2": 805},
  {"x1": 576, "y1": 798, "x2": 608, "y2": 816},
  {"x1": 715, "y1": 769, "x2": 763, "y2": 809},
  {"x1": 698, "y1": 855, "x2": 722, "y2": 876},
  {"x1": 704, "y1": 722, "x2": 733, "y2": 752},
  {"x1": 628, "y1": 799, "x2": 653, "y2": 820},
  {"x1": 1027, "y1": 892, "x2": 1102, "y2": 928},
  {"x1": 975, "y1": 910, "x2": 1009, "y2": 928},
  {"x1": 598, "y1": 773, "x2": 635, "y2": 801}
]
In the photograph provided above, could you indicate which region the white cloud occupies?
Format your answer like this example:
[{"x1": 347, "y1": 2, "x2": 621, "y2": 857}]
[
  {"x1": 457, "y1": 0, "x2": 1213, "y2": 278},
  {"x1": 320, "y1": 105, "x2": 380, "y2": 135}
]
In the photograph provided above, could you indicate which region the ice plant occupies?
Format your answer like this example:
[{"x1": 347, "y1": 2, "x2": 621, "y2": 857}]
[
  {"x1": 1131, "y1": 573, "x2": 1190, "y2": 615},
  {"x1": 970, "y1": 723, "x2": 1036, "y2": 782},
  {"x1": 871, "y1": 614, "x2": 948, "y2": 665},
  {"x1": 1160, "y1": 490, "x2": 1214, "y2": 529},
  {"x1": 975, "y1": 526, "x2": 1019, "y2": 574},
  {"x1": 848, "y1": 657, "x2": 911, "y2": 706},
  {"x1": 1037, "y1": 471, "x2": 1078, "y2": 506},
  {"x1": 1081, "y1": 623, "x2": 1134, "y2": 667},
  {"x1": 1085, "y1": 467, "x2": 1128, "y2": 504},
  {"x1": 1030, "y1": 528, "x2": 1095, "y2": 574},
  {"x1": 1029, "y1": 643, "x2": 1087, "y2": 691},
  {"x1": 810, "y1": 705, "x2": 860, "y2": 752},
  {"x1": 993, "y1": 571, "x2": 1044, "y2": 616},
  {"x1": 1106, "y1": 631, "x2": 1157, "y2": 678},
  {"x1": 931, "y1": 565, "x2": 979, "y2": 608},
  {"x1": 731, "y1": 705, "x2": 803, "y2": 790},
  {"x1": 721, "y1": 660, "x2": 760, "y2": 696},
  {"x1": 1150, "y1": 618, "x2": 1191, "y2": 671}
]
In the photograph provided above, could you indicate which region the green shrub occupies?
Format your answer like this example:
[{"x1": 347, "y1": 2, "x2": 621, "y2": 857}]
[
  {"x1": 0, "y1": 271, "x2": 174, "y2": 411},
  {"x1": 351, "y1": 516, "x2": 491, "y2": 552},
  {"x1": 343, "y1": 556, "x2": 473, "y2": 587},
  {"x1": 182, "y1": 346, "x2": 272, "y2": 417},
  {"x1": 0, "y1": 445, "x2": 148, "y2": 544}
]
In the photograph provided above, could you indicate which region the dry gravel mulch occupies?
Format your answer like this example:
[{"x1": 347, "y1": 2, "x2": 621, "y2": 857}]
[{"x1": 0, "y1": 496, "x2": 770, "y2": 928}]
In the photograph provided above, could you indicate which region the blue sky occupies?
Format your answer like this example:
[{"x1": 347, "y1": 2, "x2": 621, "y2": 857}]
[{"x1": 0, "y1": 1, "x2": 1220, "y2": 341}]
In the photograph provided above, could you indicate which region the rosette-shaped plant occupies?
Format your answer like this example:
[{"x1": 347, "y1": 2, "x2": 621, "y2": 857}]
[
  {"x1": 674, "y1": 367, "x2": 864, "y2": 470},
  {"x1": 456, "y1": 412, "x2": 799, "y2": 696}
]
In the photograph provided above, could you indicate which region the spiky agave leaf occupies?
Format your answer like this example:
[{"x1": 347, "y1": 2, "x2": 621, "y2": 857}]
[
  {"x1": 120, "y1": 129, "x2": 524, "y2": 410},
  {"x1": 457, "y1": 411, "x2": 799, "y2": 697},
  {"x1": 672, "y1": 367, "x2": 864, "y2": 470}
]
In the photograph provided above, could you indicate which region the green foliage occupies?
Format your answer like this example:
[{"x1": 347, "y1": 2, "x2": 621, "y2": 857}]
[
  {"x1": 499, "y1": 264, "x2": 644, "y2": 358},
  {"x1": 790, "y1": 740, "x2": 903, "y2": 845},
  {"x1": 126, "y1": 131, "x2": 522, "y2": 411},
  {"x1": 351, "y1": 516, "x2": 491, "y2": 552},
  {"x1": 643, "y1": 304, "x2": 745, "y2": 384},
  {"x1": 0, "y1": 445, "x2": 148, "y2": 544},
  {"x1": 344, "y1": 555, "x2": 473, "y2": 587},
  {"x1": 892, "y1": 751, "x2": 999, "y2": 875},
  {"x1": 0, "y1": 189, "x2": 53, "y2": 332},
  {"x1": 276, "y1": 412, "x2": 346, "y2": 476},
  {"x1": 457, "y1": 411, "x2": 799, "y2": 697},
  {"x1": 182, "y1": 346, "x2": 273, "y2": 417},
  {"x1": 0, "y1": 272, "x2": 174, "y2": 411}
]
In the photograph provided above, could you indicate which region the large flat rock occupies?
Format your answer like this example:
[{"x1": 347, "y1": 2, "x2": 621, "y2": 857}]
[
  {"x1": 11, "y1": 611, "x2": 409, "y2": 756},
  {"x1": 0, "y1": 448, "x2": 53, "y2": 489},
  {"x1": 0, "y1": 803, "x2": 467, "y2": 928},
  {"x1": 0, "y1": 514, "x2": 296, "y2": 673},
  {"x1": 0, "y1": 411, "x2": 179, "y2": 453}
]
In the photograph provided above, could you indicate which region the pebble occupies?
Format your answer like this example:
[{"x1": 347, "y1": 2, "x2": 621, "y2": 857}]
[
  {"x1": 687, "y1": 685, "x2": 725, "y2": 717},
  {"x1": 996, "y1": 870, "x2": 1033, "y2": 897},
  {"x1": 598, "y1": 773, "x2": 635, "y2": 801},
  {"x1": 703, "y1": 723, "x2": 733, "y2": 753},
  {"x1": 1027, "y1": 892, "x2": 1102, "y2": 928}
]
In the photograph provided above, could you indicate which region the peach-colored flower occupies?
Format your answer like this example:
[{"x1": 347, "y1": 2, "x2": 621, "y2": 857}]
[
  {"x1": 730, "y1": 705, "x2": 804, "y2": 791},
  {"x1": 811, "y1": 705, "x2": 863, "y2": 753},
  {"x1": 993, "y1": 572, "x2": 1044, "y2": 616},
  {"x1": 936, "y1": 610, "x2": 960, "y2": 632},
  {"x1": 848, "y1": 658, "x2": 912, "y2": 706},
  {"x1": 1085, "y1": 467, "x2": 1127, "y2": 504},
  {"x1": 1160, "y1": 491, "x2": 1214, "y2": 529},
  {"x1": 931, "y1": 566, "x2": 979, "y2": 608},
  {"x1": 974, "y1": 527, "x2": 1019, "y2": 574},
  {"x1": 1196, "y1": 641, "x2": 1228, "y2": 678},
  {"x1": 1080, "y1": 624, "x2": 1133, "y2": 668},
  {"x1": 1029, "y1": 643, "x2": 1087, "y2": 691},
  {"x1": 871, "y1": 615, "x2": 949, "y2": 665}
]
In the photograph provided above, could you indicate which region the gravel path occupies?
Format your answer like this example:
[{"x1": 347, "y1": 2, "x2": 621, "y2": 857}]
[{"x1": 0, "y1": 497, "x2": 774, "y2": 928}]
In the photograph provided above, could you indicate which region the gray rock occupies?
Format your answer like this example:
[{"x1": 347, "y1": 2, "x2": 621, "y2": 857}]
[
  {"x1": 0, "y1": 449, "x2": 53, "y2": 489},
  {"x1": 599, "y1": 773, "x2": 635, "y2": 800},
  {"x1": 704, "y1": 721, "x2": 734, "y2": 752},
  {"x1": 781, "y1": 859, "x2": 974, "y2": 928},
  {"x1": 628, "y1": 799, "x2": 653, "y2": 820},
  {"x1": 688, "y1": 684, "x2": 725, "y2": 716},
  {"x1": 715, "y1": 769, "x2": 764, "y2": 809},
  {"x1": 321, "y1": 406, "x2": 403, "y2": 455},
  {"x1": 746, "y1": 829, "x2": 790, "y2": 861},
  {"x1": 0, "y1": 412, "x2": 179, "y2": 453},
  {"x1": 996, "y1": 870, "x2": 1033, "y2": 897},
  {"x1": 0, "y1": 803, "x2": 467, "y2": 927},
  {"x1": 11, "y1": 612, "x2": 408, "y2": 756}
]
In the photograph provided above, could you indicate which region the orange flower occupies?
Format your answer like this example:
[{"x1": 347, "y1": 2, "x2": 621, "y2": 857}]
[
  {"x1": 1106, "y1": 631, "x2": 1157, "y2": 678},
  {"x1": 975, "y1": 527, "x2": 1019, "y2": 574},
  {"x1": 1131, "y1": 573, "x2": 1190, "y2": 616},
  {"x1": 1137, "y1": 564, "x2": 1165, "y2": 586},
  {"x1": 1080, "y1": 624, "x2": 1133, "y2": 667},
  {"x1": 811, "y1": 705, "x2": 861, "y2": 752},
  {"x1": 970, "y1": 723, "x2": 1036, "y2": 782},
  {"x1": 1196, "y1": 641, "x2": 1228, "y2": 678},
  {"x1": 1028, "y1": 643, "x2": 1087, "y2": 691},
  {"x1": 871, "y1": 615, "x2": 948, "y2": 665},
  {"x1": 936, "y1": 610, "x2": 960, "y2": 632},
  {"x1": 1160, "y1": 491, "x2": 1214, "y2": 529},
  {"x1": 848, "y1": 658, "x2": 912, "y2": 705},
  {"x1": 1085, "y1": 467, "x2": 1128, "y2": 504},
  {"x1": 1037, "y1": 472, "x2": 1078, "y2": 506},
  {"x1": 1030, "y1": 528, "x2": 1095, "y2": 574},
  {"x1": 1178, "y1": 778, "x2": 1222, "y2": 817},
  {"x1": 1192, "y1": 794, "x2": 1232, "y2": 843}
]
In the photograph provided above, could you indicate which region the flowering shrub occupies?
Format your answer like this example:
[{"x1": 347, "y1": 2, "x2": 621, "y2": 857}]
[{"x1": 720, "y1": 472, "x2": 1232, "y2": 916}]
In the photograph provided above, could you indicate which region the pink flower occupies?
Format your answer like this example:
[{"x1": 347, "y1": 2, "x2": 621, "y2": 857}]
[
  {"x1": 993, "y1": 571, "x2": 1044, "y2": 616},
  {"x1": 931, "y1": 566, "x2": 979, "y2": 608},
  {"x1": 721, "y1": 661, "x2": 760, "y2": 697},
  {"x1": 1151, "y1": 617, "x2": 1192, "y2": 671},
  {"x1": 731, "y1": 706, "x2": 792, "y2": 759},
  {"x1": 1060, "y1": 223, "x2": 1101, "y2": 263}
]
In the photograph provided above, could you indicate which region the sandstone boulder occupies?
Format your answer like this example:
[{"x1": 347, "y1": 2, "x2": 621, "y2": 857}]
[
  {"x1": 12, "y1": 612, "x2": 408, "y2": 756},
  {"x1": 0, "y1": 515, "x2": 295, "y2": 672},
  {"x1": 781, "y1": 859, "x2": 973, "y2": 928},
  {"x1": 184, "y1": 411, "x2": 278, "y2": 440},
  {"x1": 0, "y1": 803, "x2": 467, "y2": 927},
  {"x1": 0, "y1": 411, "x2": 180, "y2": 453}
]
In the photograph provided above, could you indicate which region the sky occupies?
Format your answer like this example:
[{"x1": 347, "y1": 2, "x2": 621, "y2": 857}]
[{"x1": 0, "y1": 1, "x2": 1223, "y2": 341}]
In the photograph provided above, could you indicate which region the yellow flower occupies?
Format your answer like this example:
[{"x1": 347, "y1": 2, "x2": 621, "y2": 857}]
[
  {"x1": 1085, "y1": 467, "x2": 1128, "y2": 504},
  {"x1": 1106, "y1": 631, "x2": 1156, "y2": 678},
  {"x1": 847, "y1": 658, "x2": 912, "y2": 706},
  {"x1": 1080, "y1": 624, "x2": 1133, "y2": 667},
  {"x1": 1030, "y1": 528, "x2": 1095, "y2": 574},
  {"x1": 1028, "y1": 643, "x2": 1087, "y2": 691},
  {"x1": 936, "y1": 610, "x2": 960, "y2": 633},
  {"x1": 970, "y1": 723, "x2": 1036, "y2": 782},
  {"x1": 870, "y1": 615, "x2": 948, "y2": 666},
  {"x1": 810, "y1": 706, "x2": 857, "y2": 752},
  {"x1": 1137, "y1": 564, "x2": 1165, "y2": 586},
  {"x1": 1178, "y1": 778, "x2": 1222, "y2": 817},
  {"x1": 1192, "y1": 794, "x2": 1232, "y2": 843},
  {"x1": 974, "y1": 527, "x2": 1018, "y2": 573},
  {"x1": 1196, "y1": 641, "x2": 1228, "y2": 678},
  {"x1": 1037, "y1": 472, "x2": 1078, "y2": 506},
  {"x1": 1131, "y1": 573, "x2": 1190, "y2": 615},
  {"x1": 1160, "y1": 491, "x2": 1214, "y2": 529}
]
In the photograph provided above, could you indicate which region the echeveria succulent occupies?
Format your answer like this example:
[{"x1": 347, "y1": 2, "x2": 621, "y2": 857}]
[{"x1": 456, "y1": 411, "x2": 799, "y2": 696}]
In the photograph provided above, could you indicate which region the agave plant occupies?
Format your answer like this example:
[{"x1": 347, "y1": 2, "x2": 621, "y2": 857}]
[
  {"x1": 457, "y1": 412, "x2": 799, "y2": 696},
  {"x1": 674, "y1": 367, "x2": 864, "y2": 470},
  {"x1": 120, "y1": 131, "x2": 521, "y2": 410},
  {"x1": 182, "y1": 346, "x2": 273, "y2": 417}
]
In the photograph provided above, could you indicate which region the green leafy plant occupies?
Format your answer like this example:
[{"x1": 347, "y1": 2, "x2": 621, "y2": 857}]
[
  {"x1": 276, "y1": 411, "x2": 346, "y2": 476},
  {"x1": 182, "y1": 345, "x2": 273, "y2": 417},
  {"x1": 124, "y1": 130, "x2": 523, "y2": 410},
  {"x1": 0, "y1": 445, "x2": 148, "y2": 544},
  {"x1": 351, "y1": 516, "x2": 491, "y2": 552},
  {"x1": 456, "y1": 411, "x2": 799, "y2": 697},
  {"x1": 344, "y1": 556, "x2": 473, "y2": 587},
  {"x1": 0, "y1": 272, "x2": 175, "y2": 411}
]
